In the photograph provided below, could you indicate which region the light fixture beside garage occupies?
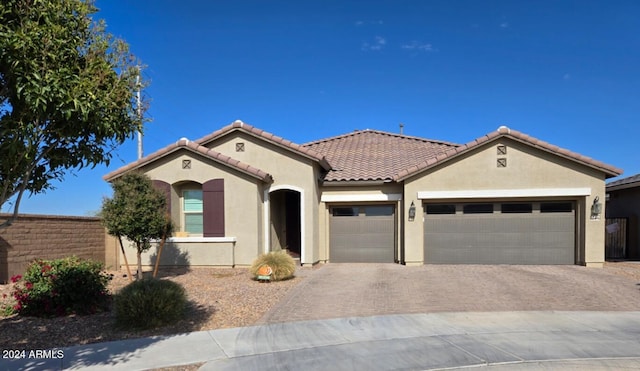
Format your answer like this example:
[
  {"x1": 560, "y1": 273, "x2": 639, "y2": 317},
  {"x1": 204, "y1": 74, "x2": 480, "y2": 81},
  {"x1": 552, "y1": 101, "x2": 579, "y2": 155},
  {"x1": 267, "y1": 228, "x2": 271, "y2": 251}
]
[
  {"x1": 590, "y1": 196, "x2": 602, "y2": 220},
  {"x1": 408, "y1": 201, "x2": 416, "y2": 221}
]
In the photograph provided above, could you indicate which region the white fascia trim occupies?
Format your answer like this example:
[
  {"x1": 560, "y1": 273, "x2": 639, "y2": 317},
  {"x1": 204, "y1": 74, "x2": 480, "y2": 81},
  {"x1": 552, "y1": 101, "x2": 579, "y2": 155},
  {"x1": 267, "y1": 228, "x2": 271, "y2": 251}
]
[
  {"x1": 156, "y1": 237, "x2": 237, "y2": 243},
  {"x1": 263, "y1": 188, "x2": 269, "y2": 254},
  {"x1": 321, "y1": 193, "x2": 402, "y2": 202},
  {"x1": 417, "y1": 188, "x2": 591, "y2": 199}
]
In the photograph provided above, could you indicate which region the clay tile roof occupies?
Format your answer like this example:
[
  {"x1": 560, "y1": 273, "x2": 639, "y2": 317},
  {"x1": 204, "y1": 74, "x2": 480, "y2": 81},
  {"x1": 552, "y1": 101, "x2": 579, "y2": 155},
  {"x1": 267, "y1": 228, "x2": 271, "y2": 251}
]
[
  {"x1": 195, "y1": 120, "x2": 331, "y2": 170},
  {"x1": 395, "y1": 126, "x2": 622, "y2": 181},
  {"x1": 302, "y1": 129, "x2": 459, "y2": 182},
  {"x1": 607, "y1": 173, "x2": 640, "y2": 191},
  {"x1": 103, "y1": 138, "x2": 273, "y2": 183}
]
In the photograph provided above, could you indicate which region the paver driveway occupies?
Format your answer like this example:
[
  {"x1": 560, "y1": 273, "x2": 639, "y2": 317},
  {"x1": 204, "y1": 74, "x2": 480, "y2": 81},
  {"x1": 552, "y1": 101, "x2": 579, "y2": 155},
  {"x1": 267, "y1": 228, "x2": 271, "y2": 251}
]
[{"x1": 259, "y1": 264, "x2": 640, "y2": 324}]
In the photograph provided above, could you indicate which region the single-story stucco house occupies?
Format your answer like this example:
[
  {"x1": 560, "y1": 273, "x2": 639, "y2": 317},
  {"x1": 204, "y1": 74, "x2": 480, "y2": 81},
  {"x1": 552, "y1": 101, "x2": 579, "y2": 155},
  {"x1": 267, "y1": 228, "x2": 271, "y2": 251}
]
[
  {"x1": 104, "y1": 120, "x2": 622, "y2": 268},
  {"x1": 606, "y1": 173, "x2": 640, "y2": 260}
]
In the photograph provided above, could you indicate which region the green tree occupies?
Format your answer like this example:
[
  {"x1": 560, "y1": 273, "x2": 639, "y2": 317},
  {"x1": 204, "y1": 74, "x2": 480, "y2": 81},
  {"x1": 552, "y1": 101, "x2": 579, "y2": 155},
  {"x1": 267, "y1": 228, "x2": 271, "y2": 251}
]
[
  {"x1": 0, "y1": 0, "x2": 145, "y2": 227},
  {"x1": 101, "y1": 172, "x2": 173, "y2": 280}
]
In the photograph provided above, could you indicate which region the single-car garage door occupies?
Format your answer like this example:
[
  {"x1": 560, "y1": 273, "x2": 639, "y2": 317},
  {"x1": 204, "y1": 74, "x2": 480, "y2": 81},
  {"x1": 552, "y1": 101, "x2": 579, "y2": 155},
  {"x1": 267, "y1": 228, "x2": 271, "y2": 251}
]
[
  {"x1": 330, "y1": 205, "x2": 396, "y2": 263},
  {"x1": 424, "y1": 201, "x2": 575, "y2": 264}
]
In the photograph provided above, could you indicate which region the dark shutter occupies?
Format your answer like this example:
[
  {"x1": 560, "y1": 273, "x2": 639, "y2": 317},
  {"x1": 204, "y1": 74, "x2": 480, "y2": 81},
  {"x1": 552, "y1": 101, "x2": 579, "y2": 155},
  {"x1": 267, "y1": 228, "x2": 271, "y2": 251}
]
[
  {"x1": 152, "y1": 180, "x2": 172, "y2": 216},
  {"x1": 203, "y1": 179, "x2": 225, "y2": 237}
]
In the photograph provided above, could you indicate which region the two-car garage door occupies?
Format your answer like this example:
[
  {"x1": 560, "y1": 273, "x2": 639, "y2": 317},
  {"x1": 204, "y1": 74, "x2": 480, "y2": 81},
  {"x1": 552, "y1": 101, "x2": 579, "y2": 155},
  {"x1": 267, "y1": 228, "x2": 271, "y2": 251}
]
[{"x1": 424, "y1": 201, "x2": 575, "y2": 264}]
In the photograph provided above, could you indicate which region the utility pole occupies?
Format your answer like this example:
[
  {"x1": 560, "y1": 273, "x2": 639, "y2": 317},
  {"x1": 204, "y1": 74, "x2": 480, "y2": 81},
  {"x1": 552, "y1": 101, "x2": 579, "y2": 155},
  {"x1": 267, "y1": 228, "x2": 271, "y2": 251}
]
[
  {"x1": 136, "y1": 67, "x2": 143, "y2": 160},
  {"x1": 399, "y1": 123, "x2": 404, "y2": 135}
]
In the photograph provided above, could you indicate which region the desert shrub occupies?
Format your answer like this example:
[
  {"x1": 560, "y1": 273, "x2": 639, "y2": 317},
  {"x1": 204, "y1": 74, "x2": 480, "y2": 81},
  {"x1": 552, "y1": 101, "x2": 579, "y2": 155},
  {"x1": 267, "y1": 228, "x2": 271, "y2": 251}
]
[
  {"x1": 114, "y1": 278, "x2": 187, "y2": 329},
  {"x1": 11, "y1": 257, "x2": 111, "y2": 317},
  {"x1": 249, "y1": 250, "x2": 296, "y2": 281}
]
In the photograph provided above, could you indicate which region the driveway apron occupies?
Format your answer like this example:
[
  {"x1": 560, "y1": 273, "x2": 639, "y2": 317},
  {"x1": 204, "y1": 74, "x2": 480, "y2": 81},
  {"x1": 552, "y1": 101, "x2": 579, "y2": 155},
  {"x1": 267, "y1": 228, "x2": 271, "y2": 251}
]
[{"x1": 258, "y1": 263, "x2": 640, "y2": 324}]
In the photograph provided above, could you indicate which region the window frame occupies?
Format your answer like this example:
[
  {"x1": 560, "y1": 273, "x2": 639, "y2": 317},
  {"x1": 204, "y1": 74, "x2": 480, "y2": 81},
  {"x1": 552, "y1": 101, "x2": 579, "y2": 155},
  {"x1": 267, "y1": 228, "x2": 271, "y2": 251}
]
[
  {"x1": 425, "y1": 204, "x2": 456, "y2": 215},
  {"x1": 182, "y1": 188, "x2": 204, "y2": 236},
  {"x1": 501, "y1": 203, "x2": 533, "y2": 214},
  {"x1": 463, "y1": 203, "x2": 494, "y2": 214}
]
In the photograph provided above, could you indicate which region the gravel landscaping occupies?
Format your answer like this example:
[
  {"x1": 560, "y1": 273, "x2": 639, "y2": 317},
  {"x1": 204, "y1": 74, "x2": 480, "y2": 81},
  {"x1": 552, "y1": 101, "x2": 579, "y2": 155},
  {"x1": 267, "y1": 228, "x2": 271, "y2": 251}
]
[
  {"x1": 0, "y1": 267, "x2": 315, "y2": 351},
  {"x1": 0, "y1": 261, "x2": 638, "y2": 357}
]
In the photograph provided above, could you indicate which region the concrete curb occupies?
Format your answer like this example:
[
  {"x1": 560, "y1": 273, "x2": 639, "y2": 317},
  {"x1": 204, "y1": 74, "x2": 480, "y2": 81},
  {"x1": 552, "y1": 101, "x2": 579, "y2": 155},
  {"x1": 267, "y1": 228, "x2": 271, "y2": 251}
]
[{"x1": 2, "y1": 311, "x2": 639, "y2": 370}]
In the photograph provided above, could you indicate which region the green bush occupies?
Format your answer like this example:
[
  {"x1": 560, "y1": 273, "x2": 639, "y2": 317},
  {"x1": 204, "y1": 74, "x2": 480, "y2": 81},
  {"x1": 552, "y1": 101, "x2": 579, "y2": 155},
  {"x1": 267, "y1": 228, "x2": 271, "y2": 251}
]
[
  {"x1": 114, "y1": 278, "x2": 187, "y2": 329},
  {"x1": 1, "y1": 301, "x2": 16, "y2": 317},
  {"x1": 11, "y1": 257, "x2": 111, "y2": 317},
  {"x1": 249, "y1": 250, "x2": 296, "y2": 281}
]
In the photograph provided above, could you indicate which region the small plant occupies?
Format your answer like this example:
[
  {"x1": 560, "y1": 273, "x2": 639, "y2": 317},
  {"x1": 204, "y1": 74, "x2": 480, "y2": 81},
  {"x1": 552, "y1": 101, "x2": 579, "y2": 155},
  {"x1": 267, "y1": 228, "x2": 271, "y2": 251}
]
[
  {"x1": 10, "y1": 257, "x2": 112, "y2": 317},
  {"x1": 1, "y1": 293, "x2": 16, "y2": 317},
  {"x1": 114, "y1": 278, "x2": 187, "y2": 329},
  {"x1": 250, "y1": 250, "x2": 296, "y2": 281}
]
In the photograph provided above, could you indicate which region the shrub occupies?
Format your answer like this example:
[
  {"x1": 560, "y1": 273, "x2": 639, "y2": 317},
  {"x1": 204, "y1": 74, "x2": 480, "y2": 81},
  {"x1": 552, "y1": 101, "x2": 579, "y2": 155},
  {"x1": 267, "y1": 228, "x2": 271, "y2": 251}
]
[
  {"x1": 11, "y1": 257, "x2": 112, "y2": 317},
  {"x1": 1, "y1": 298, "x2": 16, "y2": 317},
  {"x1": 114, "y1": 278, "x2": 187, "y2": 329},
  {"x1": 249, "y1": 250, "x2": 296, "y2": 281}
]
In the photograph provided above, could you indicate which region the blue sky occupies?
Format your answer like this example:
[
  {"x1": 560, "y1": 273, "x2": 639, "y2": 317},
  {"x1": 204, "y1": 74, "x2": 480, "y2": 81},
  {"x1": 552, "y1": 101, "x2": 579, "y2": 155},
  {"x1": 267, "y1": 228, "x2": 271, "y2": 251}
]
[{"x1": 9, "y1": 0, "x2": 640, "y2": 216}]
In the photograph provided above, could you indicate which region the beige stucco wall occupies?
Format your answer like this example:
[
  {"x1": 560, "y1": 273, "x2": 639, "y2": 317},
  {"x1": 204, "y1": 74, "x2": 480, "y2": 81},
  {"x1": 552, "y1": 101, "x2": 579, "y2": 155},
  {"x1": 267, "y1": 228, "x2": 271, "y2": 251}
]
[
  {"x1": 205, "y1": 131, "x2": 323, "y2": 265},
  {"x1": 136, "y1": 148, "x2": 264, "y2": 266},
  {"x1": 120, "y1": 239, "x2": 236, "y2": 269},
  {"x1": 318, "y1": 184, "x2": 403, "y2": 262},
  {"x1": 404, "y1": 138, "x2": 608, "y2": 266}
]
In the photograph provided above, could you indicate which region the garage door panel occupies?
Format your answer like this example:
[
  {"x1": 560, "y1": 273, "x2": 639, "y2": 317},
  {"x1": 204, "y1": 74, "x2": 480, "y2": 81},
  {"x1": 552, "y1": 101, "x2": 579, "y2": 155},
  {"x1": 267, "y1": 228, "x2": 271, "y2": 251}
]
[
  {"x1": 426, "y1": 242, "x2": 574, "y2": 264},
  {"x1": 424, "y1": 201, "x2": 575, "y2": 265},
  {"x1": 330, "y1": 246, "x2": 390, "y2": 263},
  {"x1": 330, "y1": 205, "x2": 395, "y2": 263}
]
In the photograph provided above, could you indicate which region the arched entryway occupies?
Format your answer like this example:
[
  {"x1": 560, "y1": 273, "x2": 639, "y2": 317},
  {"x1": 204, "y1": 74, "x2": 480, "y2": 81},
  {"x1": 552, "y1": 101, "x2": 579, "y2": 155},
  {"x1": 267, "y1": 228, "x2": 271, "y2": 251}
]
[{"x1": 269, "y1": 189, "x2": 302, "y2": 259}]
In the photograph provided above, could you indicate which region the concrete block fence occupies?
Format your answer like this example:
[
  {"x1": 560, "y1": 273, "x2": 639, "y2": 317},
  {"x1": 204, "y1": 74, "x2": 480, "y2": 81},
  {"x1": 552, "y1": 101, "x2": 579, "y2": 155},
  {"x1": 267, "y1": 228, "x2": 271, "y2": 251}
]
[{"x1": 0, "y1": 214, "x2": 117, "y2": 283}]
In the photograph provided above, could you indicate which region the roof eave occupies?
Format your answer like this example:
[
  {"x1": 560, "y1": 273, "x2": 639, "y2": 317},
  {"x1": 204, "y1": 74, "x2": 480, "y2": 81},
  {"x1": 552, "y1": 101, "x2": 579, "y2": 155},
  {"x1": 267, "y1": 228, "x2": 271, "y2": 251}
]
[
  {"x1": 103, "y1": 141, "x2": 273, "y2": 184},
  {"x1": 607, "y1": 182, "x2": 640, "y2": 192},
  {"x1": 502, "y1": 135, "x2": 622, "y2": 179},
  {"x1": 395, "y1": 130, "x2": 623, "y2": 181},
  {"x1": 321, "y1": 179, "x2": 395, "y2": 186},
  {"x1": 197, "y1": 121, "x2": 333, "y2": 171}
]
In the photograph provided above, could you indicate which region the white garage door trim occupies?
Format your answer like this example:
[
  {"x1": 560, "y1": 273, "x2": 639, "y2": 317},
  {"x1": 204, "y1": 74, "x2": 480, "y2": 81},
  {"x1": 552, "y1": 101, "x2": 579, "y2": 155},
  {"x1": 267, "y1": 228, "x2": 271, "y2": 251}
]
[
  {"x1": 321, "y1": 193, "x2": 402, "y2": 202},
  {"x1": 418, "y1": 188, "x2": 590, "y2": 199}
]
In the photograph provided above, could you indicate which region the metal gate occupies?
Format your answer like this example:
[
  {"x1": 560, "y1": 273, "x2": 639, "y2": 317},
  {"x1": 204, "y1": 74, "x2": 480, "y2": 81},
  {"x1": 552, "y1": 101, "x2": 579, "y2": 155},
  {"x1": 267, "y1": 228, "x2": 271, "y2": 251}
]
[{"x1": 605, "y1": 218, "x2": 627, "y2": 260}]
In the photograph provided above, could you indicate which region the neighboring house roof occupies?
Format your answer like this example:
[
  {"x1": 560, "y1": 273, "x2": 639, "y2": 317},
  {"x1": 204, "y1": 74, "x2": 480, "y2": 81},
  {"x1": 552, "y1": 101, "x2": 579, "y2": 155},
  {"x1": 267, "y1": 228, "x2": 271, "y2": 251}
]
[
  {"x1": 103, "y1": 138, "x2": 273, "y2": 183},
  {"x1": 196, "y1": 120, "x2": 332, "y2": 170},
  {"x1": 303, "y1": 129, "x2": 458, "y2": 182},
  {"x1": 394, "y1": 126, "x2": 623, "y2": 181},
  {"x1": 606, "y1": 173, "x2": 640, "y2": 192}
]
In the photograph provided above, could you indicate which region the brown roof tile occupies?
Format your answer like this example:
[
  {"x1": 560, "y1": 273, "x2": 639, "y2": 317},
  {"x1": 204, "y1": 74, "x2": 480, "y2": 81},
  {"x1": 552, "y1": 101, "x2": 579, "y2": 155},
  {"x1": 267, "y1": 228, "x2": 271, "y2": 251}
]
[
  {"x1": 195, "y1": 120, "x2": 331, "y2": 170},
  {"x1": 395, "y1": 126, "x2": 622, "y2": 181},
  {"x1": 303, "y1": 130, "x2": 459, "y2": 182},
  {"x1": 103, "y1": 138, "x2": 273, "y2": 183},
  {"x1": 105, "y1": 123, "x2": 622, "y2": 186}
]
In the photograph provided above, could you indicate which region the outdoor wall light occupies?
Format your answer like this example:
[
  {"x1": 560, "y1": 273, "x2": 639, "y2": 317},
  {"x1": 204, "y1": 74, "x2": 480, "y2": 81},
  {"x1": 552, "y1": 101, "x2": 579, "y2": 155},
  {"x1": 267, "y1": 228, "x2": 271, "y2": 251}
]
[
  {"x1": 590, "y1": 196, "x2": 602, "y2": 220},
  {"x1": 408, "y1": 201, "x2": 416, "y2": 222}
]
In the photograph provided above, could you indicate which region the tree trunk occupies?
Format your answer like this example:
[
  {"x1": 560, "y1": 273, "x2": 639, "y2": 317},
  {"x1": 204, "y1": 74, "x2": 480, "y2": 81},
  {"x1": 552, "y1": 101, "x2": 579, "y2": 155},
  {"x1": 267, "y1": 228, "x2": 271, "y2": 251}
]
[
  {"x1": 137, "y1": 250, "x2": 143, "y2": 280},
  {"x1": 118, "y1": 236, "x2": 133, "y2": 282}
]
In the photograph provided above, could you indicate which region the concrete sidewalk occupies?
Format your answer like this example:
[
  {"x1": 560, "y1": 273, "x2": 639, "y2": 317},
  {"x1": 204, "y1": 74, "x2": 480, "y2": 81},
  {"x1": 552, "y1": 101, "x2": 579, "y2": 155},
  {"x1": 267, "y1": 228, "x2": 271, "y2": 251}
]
[{"x1": 3, "y1": 311, "x2": 640, "y2": 370}]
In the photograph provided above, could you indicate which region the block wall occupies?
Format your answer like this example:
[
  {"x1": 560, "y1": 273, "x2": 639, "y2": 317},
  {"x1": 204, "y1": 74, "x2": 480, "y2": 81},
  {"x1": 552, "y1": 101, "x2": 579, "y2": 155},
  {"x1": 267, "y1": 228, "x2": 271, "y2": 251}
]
[{"x1": 0, "y1": 214, "x2": 111, "y2": 283}]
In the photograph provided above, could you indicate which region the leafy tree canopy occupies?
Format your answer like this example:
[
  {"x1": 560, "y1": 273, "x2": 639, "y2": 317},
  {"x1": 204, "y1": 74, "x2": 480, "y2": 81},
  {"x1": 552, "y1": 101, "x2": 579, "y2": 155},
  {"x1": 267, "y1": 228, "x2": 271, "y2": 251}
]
[{"x1": 0, "y1": 0, "x2": 145, "y2": 227}]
